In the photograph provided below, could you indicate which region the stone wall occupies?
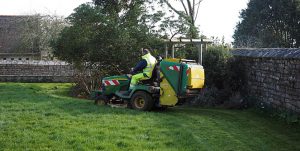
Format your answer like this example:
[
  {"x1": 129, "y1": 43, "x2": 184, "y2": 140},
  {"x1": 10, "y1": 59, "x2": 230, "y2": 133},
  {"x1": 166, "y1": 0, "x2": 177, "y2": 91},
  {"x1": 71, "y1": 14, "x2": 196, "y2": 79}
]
[
  {"x1": 232, "y1": 48, "x2": 300, "y2": 113},
  {"x1": 0, "y1": 60, "x2": 75, "y2": 82}
]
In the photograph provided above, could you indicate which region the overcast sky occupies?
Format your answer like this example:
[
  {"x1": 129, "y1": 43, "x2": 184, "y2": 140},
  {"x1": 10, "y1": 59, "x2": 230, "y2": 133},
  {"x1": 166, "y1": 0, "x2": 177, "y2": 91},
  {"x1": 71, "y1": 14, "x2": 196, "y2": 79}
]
[{"x1": 0, "y1": 0, "x2": 249, "y2": 43}]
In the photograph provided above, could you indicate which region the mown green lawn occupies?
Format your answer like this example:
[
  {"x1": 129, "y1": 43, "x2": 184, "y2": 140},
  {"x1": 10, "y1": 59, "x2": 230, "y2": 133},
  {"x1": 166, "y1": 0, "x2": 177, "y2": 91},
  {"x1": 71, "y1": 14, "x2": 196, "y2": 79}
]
[{"x1": 0, "y1": 83, "x2": 299, "y2": 151}]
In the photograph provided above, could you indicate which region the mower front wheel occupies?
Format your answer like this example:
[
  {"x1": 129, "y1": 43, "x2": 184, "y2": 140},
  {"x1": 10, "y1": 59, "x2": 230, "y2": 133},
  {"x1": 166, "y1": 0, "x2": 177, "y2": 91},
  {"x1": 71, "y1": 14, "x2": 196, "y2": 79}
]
[
  {"x1": 94, "y1": 95, "x2": 109, "y2": 105},
  {"x1": 130, "y1": 91, "x2": 154, "y2": 111}
]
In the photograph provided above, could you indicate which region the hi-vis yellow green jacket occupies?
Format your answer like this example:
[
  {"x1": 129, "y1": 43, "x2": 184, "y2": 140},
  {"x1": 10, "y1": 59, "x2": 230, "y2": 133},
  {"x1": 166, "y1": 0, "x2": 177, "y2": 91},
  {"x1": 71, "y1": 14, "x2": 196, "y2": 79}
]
[{"x1": 142, "y1": 53, "x2": 157, "y2": 78}]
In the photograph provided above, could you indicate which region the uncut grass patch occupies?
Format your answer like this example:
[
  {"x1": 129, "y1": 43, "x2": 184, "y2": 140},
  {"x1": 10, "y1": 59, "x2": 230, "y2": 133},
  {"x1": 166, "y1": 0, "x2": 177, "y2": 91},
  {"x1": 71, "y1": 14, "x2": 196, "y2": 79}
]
[{"x1": 0, "y1": 83, "x2": 299, "y2": 150}]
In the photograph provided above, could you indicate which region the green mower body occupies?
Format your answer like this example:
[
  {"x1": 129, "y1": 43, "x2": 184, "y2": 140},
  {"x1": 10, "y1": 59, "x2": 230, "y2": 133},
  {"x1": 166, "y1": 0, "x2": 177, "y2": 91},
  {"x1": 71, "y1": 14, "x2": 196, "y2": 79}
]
[{"x1": 92, "y1": 59, "x2": 205, "y2": 111}]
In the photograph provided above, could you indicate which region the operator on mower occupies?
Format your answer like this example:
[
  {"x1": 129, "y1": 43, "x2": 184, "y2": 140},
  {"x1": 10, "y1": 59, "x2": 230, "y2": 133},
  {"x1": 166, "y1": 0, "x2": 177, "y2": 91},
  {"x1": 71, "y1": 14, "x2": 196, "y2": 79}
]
[{"x1": 127, "y1": 49, "x2": 157, "y2": 94}]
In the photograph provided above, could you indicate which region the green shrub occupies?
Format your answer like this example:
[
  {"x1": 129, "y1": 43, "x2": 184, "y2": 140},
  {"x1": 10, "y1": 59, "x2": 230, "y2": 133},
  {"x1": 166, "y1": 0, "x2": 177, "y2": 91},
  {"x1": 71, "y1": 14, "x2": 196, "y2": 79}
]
[
  {"x1": 193, "y1": 45, "x2": 247, "y2": 107},
  {"x1": 203, "y1": 46, "x2": 232, "y2": 89}
]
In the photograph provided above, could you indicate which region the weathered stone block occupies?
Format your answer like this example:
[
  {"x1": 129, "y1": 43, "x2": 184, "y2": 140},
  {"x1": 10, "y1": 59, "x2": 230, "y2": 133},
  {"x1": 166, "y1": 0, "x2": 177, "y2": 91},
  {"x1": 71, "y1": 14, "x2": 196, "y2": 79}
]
[{"x1": 0, "y1": 61, "x2": 75, "y2": 82}]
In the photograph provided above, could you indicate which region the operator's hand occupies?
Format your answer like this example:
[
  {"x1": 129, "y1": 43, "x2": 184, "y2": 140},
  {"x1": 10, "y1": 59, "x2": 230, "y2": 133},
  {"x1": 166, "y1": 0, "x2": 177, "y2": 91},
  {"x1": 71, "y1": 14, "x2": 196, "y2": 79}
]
[
  {"x1": 129, "y1": 68, "x2": 135, "y2": 75},
  {"x1": 126, "y1": 74, "x2": 132, "y2": 78}
]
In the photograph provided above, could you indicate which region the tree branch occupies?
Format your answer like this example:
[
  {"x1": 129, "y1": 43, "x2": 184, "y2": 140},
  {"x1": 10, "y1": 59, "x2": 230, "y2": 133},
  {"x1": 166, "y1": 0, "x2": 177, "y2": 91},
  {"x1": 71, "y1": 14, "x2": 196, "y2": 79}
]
[
  {"x1": 193, "y1": 0, "x2": 195, "y2": 12},
  {"x1": 162, "y1": 0, "x2": 188, "y2": 20},
  {"x1": 194, "y1": 0, "x2": 203, "y2": 22},
  {"x1": 180, "y1": 0, "x2": 189, "y2": 15},
  {"x1": 186, "y1": 0, "x2": 194, "y2": 25},
  {"x1": 170, "y1": 31, "x2": 180, "y2": 39}
]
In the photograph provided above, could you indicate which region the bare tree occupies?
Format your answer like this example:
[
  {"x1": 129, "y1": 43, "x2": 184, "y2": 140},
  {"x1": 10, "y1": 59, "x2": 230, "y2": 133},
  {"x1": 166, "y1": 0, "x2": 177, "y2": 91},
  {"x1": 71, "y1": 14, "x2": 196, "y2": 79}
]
[
  {"x1": 20, "y1": 14, "x2": 66, "y2": 60},
  {"x1": 161, "y1": 0, "x2": 203, "y2": 38}
]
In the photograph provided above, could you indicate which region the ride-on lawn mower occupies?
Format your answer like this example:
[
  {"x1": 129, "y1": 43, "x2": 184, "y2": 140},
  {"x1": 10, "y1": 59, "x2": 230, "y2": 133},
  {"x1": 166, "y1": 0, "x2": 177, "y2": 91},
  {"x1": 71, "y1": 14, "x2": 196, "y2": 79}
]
[{"x1": 92, "y1": 38, "x2": 212, "y2": 111}]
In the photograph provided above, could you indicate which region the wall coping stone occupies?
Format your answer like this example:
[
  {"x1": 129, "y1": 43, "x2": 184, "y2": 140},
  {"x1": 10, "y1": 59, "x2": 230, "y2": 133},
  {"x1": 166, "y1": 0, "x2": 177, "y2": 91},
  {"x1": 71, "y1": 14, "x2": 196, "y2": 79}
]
[
  {"x1": 232, "y1": 48, "x2": 300, "y2": 59},
  {"x1": 0, "y1": 60, "x2": 69, "y2": 65}
]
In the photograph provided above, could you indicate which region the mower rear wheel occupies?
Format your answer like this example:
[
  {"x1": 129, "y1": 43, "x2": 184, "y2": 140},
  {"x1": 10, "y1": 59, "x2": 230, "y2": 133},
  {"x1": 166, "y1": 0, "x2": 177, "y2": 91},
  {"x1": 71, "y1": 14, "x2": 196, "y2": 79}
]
[{"x1": 130, "y1": 91, "x2": 154, "y2": 111}]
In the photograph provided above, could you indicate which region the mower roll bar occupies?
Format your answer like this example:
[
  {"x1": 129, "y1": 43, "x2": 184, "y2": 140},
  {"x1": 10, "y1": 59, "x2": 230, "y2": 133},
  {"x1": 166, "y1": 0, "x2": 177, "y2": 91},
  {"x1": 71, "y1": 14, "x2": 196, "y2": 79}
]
[{"x1": 162, "y1": 38, "x2": 213, "y2": 65}]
